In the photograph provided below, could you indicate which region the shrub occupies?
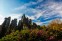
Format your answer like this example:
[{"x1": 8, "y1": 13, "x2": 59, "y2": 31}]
[{"x1": 0, "y1": 30, "x2": 19, "y2": 41}]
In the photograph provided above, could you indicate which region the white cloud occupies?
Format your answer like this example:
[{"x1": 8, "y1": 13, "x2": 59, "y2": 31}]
[
  {"x1": 13, "y1": 2, "x2": 34, "y2": 11},
  {"x1": 35, "y1": 22, "x2": 43, "y2": 25},
  {"x1": 35, "y1": 19, "x2": 52, "y2": 25},
  {"x1": 13, "y1": 0, "x2": 43, "y2": 11},
  {"x1": 26, "y1": 9, "x2": 45, "y2": 20},
  {"x1": 26, "y1": 15, "x2": 35, "y2": 20},
  {"x1": 12, "y1": 0, "x2": 62, "y2": 25},
  {"x1": 0, "y1": 13, "x2": 23, "y2": 25},
  {"x1": 7, "y1": 14, "x2": 22, "y2": 20},
  {"x1": 47, "y1": 2, "x2": 62, "y2": 17},
  {"x1": 13, "y1": 5, "x2": 27, "y2": 11},
  {"x1": 36, "y1": 1, "x2": 62, "y2": 20},
  {"x1": 6, "y1": 13, "x2": 23, "y2": 24},
  {"x1": 0, "y1": 14, "x2": 5, "y2": 25},
  {"x1": 35, "y1": 11, "x2": 44, "y2": 19},
  {"x1": 9, "y1": 13, "x2": 23, "y2": 24},
  {"x1": 12, "y1": 0, "x2": 45, "y2": 21}
]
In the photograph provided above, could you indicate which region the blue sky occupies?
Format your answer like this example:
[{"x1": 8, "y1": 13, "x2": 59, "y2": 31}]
[{"x1": 0, "y1": 0, "x2": 62, "y2": 25}]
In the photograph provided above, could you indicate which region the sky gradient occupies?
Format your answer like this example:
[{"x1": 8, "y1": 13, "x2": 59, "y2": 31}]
[{"x1": 0, "y1": 0, "x2": 62, "y2": 25}]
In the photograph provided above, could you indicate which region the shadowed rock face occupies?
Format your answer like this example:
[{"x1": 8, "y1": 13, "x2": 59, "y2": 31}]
[
  {"x1": 0, "y1": 25, "x2": 2, "y2": 32},
  {"x1": 10, "y1": 19, "x2": 17, "y2": 30},
  {"x1": 0, "y1": 14, "x2": 38, "y2": 38},
  {"x1": 0, "y1": 17, "x2": 11, "y2": 38}
]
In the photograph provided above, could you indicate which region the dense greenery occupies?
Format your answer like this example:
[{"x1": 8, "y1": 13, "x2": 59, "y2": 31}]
[
  {"x1": 0, "y1": 14, "x2": 62, "y2": 41},
  {"x1": 0, "y1": 28, "x2": 62, "y2": 41}
]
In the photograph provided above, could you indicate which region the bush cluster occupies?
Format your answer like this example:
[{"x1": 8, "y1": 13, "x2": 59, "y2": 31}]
[{"x1": 0, "y1": 28, "x2": 62, "y2": 41}]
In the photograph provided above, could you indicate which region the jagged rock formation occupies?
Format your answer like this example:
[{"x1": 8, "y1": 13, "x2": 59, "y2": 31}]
[
  {"x1": 0, "y1": 17, "x2": 11, "y2": 38},
  {"x1": 0, "y1": 14, "x2": 38, "y2": 38}
]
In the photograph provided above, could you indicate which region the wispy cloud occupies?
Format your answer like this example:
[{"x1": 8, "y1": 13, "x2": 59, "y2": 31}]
[
  {"x1": 13, "y1": 0, "x2": 43, "y2": 11},
  {"x1": 11, "y1": 0, "x2": 62, "y2": 25}
]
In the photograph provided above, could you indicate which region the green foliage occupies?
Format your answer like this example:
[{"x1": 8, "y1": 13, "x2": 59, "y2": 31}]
[
  {"x1": 0, "y1": 28, "x2": 62, "y2": 41},
  {"x1": 0, "y1": 30, "x2": 19, "y2": 41},
  {"x1": 20, "y1": 29, "x2": 30, "y2": 35}
]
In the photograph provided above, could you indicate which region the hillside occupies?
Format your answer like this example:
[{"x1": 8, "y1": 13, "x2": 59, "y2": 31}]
[{"x1": 0, "y1": 14, "x2": 62, "y2": 41}]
